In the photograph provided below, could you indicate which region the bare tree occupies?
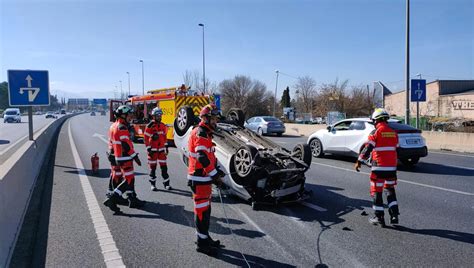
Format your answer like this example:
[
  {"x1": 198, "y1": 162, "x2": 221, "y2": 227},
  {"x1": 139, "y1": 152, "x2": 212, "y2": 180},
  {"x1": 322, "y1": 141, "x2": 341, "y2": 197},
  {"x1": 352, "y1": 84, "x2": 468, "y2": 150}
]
[
  {"x1": 182, "y1": 70, "x2": 194, "y2": 89},
  {"x1": 313, "y1": 78, "x2": 349, "y2": 116},
  {"x1": 294, "y1": 76, "x2": 317, "y2": 114},
  {"x1": 219, "y1": 75, "x2": 273, "y2": 118},
  {"x1": 182, "y1": 70, "x2": 212, "y2": 94}
]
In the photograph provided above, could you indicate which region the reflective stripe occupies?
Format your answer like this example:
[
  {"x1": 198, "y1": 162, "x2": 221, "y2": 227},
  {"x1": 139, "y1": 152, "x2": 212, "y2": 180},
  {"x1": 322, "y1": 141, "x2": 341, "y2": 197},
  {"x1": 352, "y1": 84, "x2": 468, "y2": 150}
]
[
  {"x1": 189, "y1": 152, "x2": 199, "y2": 158},
  {"x1": 208, "y1": 169, "x2": 217, "y2": 176},
  {"x1": 196, "y1": 145, "x2": 210, "y2": 151},
  {"x1": 195, "y1": 201, "x2": 210, "y2": 209},
  {"x1": 115, "y1": 172, "x2": 122, "y2": 175},
  {"x1": 373, "y1": 205, "x2": 384, "y2": 211},
  {"x1": 374, "y1": 146, "x2": 396, "y2": 152},
  {"x1": 371, "y1": 166, "x2": 397, "y2": 171},
  {"x1": 158, "y1": 160, "x2": 167, "y2": 163},
  {"x1": 385, "y1": 180, "x2": 396, "y2": 185},
  {"x1": 130, "y1": 152, "x2": 137, "y2": 159},
  {"x1": 163, "y1": 179, "x2": 170, "y2": 183},
  {"x1": 150, "y1": 148, "x2": 158, "y2": 151},
  {"x1": 123, "y1": 171, "x2": 134, "y2": 176},
  {"x1": 148, "y1": 160, "x2": 157, "y2": 164},
  {"x1": 388, "y1": 201, "x2": 398, "y2": 207},
  {"x1": 370, "y1": 182, "x2": 375, "y2": 186},
  {"x1": 158, "y1": 148, "x2": 166, "y2": 152},
  {"x1": 187, "y1": 175, "x2": 212, "y2": 182},
  {"x1": 116, "y1": 156, "x2": 132, "y2": 161},
  {"x1": 368, "y1": 141, "x2": 376, "y2": 146},
  {"x1": 196, "y1": 232, "x2": 208, "y2": 239},
  {"x1": 112, "y1": 141, "x2": 121, "y2": 145},
  {"x1": 114, "y1": 189, "x2": 123, "y2": 196},
  {"x1": 146, "y1": 146, "x2": 151, "y2": 149},
  {"x1": 119, "y1": 135, "x2": 129, "y2": 140},
  {"x1": 144, "y1": 132, "x2": 152, "y2": 137},
  {"x1": 156, "y1": 131, "x2": 164, "y2": 134},
  {"x1": 376, "y1": 183, "x2": 384, "y2": 187}
]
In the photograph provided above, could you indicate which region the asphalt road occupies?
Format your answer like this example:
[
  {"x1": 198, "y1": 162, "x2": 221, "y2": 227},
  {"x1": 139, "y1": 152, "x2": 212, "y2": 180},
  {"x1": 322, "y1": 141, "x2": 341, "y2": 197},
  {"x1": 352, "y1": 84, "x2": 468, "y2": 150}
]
[{"x1": 14, "y1": 114, "x2": 474, "y2": 267}]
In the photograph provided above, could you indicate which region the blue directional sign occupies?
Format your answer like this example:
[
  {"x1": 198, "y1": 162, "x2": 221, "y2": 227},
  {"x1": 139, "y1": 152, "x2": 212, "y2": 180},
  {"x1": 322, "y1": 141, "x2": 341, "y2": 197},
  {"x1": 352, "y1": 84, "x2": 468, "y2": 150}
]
[
  {"x1": 411, "y1": 79, "x2": 426, "y2": 102},
  {"x1": 8, "y1": 70, "x2": 50, "y2": 106},
  {"x1": 93, "y1": 98, "x2": 107, "y2": 105}
]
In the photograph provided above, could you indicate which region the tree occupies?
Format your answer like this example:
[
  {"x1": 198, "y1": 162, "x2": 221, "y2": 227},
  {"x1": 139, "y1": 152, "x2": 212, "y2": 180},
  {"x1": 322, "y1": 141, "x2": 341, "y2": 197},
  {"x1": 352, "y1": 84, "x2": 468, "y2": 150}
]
[
  {"x1": 313, "y1": 78, "x2": 349, "y2": 116},
  {"x1": 218, "y1": 75, "x2": 273, "y2": 118},
  {"x1": 0, "y1": 82, "x2": 8, "y2": 111},
  {"x1": 182, "y1": 70, "x2": 212, "y2": 94},
  {"x1": 294, "y1": 76, "x2": 317, "y2": 114},
  {"x1": 280, "y1": 86, "x2": 291, "y2": 108}
]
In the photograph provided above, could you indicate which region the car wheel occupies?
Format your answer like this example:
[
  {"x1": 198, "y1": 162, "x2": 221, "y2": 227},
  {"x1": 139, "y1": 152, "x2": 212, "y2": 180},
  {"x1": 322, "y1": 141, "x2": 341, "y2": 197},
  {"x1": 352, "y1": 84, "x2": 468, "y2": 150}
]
[
  {"x1": 233, "y1": 145, "x2": 259, "y2": 179},
  {"x1": 257, "y1": 128, "x2": 264, "y2": 136},
  {"x1": 400, "y1": 157, "x2": 419, "y2": 167},
  {"x1": 309, "y1": 138, "x2": 324, "y2": 158},
  {"x1": 174, "y1": 106, "x2": 195, "y2": 136},
  {"x1": 227, "y1": 108, "x2": 245, "y2": 127},
  {"x1": 292, "y1": 143, "x2": 312, "y2": 168},
  {"x1": 276, "y1": 132, "x2": 282, "y2": 137}
]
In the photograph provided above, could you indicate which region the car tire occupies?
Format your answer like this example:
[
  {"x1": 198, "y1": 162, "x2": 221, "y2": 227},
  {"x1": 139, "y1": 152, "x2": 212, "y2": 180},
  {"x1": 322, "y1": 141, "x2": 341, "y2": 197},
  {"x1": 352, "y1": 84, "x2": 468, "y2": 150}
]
[
  {"x1": 309, "y1": 138, "x2": 324, "y2": 158},
  {"x1": 174, "y1": 106, "x2": 195, "y2": 136},
  {"x1": 231, "y1": 145, "x2": 258, "y2": 179},
  {"x1": 276, "y1": 132, "x2": 282, "y2": 137},
  {"x1": 227, "y1": 108, "x2": 245, "y2": 127},
  {"x1": 400, "y1": 157, "x2": 419, "y2": 167},
  {"x1": 257, "y1": 128, "x2": 264, "y2": 136},
  {"x1": 292, "y1": 143, "x2": 312, "y2": 168}
]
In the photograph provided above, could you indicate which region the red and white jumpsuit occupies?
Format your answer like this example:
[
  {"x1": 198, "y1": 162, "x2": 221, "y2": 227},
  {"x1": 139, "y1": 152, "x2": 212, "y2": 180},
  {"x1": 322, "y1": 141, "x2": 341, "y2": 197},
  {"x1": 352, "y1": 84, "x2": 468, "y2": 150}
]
[
  {"x1": 107, "y1": 120, "x2": 123, "y2": 194},
  {"x1": 110, "y1": 117, "x2": 138, "y2": 198},
  {"x1": 359, "y1": 121, "x2": 400, "y2": 218},
  {"x1": 144, "y1": 121, "x2": 169, "y2": 187},
  {"x1": 188, "y1": 122, "x2": 219, "y2": 243}
]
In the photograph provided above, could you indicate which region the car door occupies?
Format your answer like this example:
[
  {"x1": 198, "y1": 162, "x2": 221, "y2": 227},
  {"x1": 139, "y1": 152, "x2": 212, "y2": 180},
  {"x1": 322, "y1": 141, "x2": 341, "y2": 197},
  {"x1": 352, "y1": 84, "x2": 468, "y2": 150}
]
[
  {"x1": 324, "y1": 120, "x2": 352, "y2": 152},
  {"x1": 345, "y1": 120, "x2": 369, "y2": 155},
  {"x1": 253, "y1": 117, "x2": 263, "y2": 132},
  {"x1": 245, "y1": 117, "x2": 255, "y2": 131}
]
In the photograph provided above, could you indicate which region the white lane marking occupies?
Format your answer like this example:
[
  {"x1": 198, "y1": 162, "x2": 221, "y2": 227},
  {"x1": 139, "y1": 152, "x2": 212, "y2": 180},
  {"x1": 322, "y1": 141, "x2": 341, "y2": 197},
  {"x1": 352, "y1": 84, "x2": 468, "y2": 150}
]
[
  {"x1": 93, "y1": 133, "x2": 109, "y2": 144},
  {"x1": 300, "y1": 201, "x2": 327, "y2": 212},
  {"x1": 311, "y1": 161, "x2": 474, "y2": 196},
  {"x1": 430, "y1": 151, "x2": 474, "y2": 158},
  {"x1": 68, "y1": 122, "x2": 126, "y2": 268}
]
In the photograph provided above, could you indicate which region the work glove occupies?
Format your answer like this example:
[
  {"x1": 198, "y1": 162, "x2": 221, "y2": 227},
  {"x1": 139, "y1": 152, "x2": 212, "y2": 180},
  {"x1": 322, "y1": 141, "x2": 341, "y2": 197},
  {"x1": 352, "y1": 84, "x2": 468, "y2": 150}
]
[
  {"x1": 165, "y1": 147, "x2": 169, "y2": 155},
  {"x1": 134, "y1": 154, "x2": 142, "y2": 166},
  {"x1": 152, "y1": 133, "x2": 159, "y2": 141},
  {"x1": 147, "y1": 147, "x2": 153, "y2": 153},
  {"x1": 354, "y1": 160, "x2": 361, "y2": 172},
  {"x1": 211, "y1": 174, "x2": 223, "y2": 188},
  {"x1": 216, "y1": 167, "x2": 226, "y2": 178}
]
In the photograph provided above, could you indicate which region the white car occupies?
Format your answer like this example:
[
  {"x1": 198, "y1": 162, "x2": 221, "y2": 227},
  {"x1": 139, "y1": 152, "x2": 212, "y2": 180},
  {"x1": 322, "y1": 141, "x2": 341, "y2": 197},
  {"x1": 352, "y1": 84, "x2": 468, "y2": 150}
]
[
  {"x1": 173, "y1": 106, "x2": 312, "y2": 210},
  {"x1": 3, "y1": 108, "x2": 21, "y2": 123},
  {"x1": 307, "y1": 118, "x2": 428, "y2": 166}
]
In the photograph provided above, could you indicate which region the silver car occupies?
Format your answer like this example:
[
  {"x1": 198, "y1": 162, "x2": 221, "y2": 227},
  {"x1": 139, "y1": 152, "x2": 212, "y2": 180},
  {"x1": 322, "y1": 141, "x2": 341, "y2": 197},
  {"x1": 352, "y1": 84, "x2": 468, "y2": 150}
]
[{"x1": 244, "y1": 116, "x2": 286, "y2": 136}]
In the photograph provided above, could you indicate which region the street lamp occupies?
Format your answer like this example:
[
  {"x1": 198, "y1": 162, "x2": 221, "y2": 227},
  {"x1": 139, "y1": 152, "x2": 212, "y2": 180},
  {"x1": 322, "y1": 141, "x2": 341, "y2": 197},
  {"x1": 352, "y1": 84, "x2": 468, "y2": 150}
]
[
  {"x1": 126, "y1": 72, "x2": 131, "y2": 97},
  {"x1": 198, "y1": 23, "x2": 206, "y2": 94},
  {"x1": 140, "y1": 60, "x2": 144, "y2": 95},
  {"x1": 273, "y1": 70, "x2": 280, "y2": 117},
  {"x1": 119, "y1": 80, "x2": 123, "y2": 100}
]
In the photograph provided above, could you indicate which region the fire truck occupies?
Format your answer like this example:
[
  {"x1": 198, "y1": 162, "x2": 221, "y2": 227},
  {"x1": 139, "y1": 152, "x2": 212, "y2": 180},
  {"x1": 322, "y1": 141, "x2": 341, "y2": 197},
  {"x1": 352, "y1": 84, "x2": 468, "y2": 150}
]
[{"x1": 109, "y1": 85, "x2": 219, "y2": 143}]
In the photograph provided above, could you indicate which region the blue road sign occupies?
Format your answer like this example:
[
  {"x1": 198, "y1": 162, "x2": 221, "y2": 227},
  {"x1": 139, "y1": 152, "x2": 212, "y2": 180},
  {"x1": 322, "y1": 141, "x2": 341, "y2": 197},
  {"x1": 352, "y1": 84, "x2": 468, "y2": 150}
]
[
  {"x1": 93, "y1": 98, "x2": 107, "y2": 105},
  {"x1": 411, "y1": 79, "x2": 426, "y2": 102},
  {"x1": 8, "y1": 70, "x2": 50, "y2": 106}
]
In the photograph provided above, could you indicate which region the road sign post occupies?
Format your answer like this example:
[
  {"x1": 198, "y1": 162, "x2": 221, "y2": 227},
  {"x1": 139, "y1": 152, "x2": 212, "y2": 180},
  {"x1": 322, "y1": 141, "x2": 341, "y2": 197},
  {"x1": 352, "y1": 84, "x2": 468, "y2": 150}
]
[
  {"x1": 8, "y1": 70, "x2": 50, "y2": 140},
  {"x1": 411, "y1": 79, "x2": 426, "y2": 129}
]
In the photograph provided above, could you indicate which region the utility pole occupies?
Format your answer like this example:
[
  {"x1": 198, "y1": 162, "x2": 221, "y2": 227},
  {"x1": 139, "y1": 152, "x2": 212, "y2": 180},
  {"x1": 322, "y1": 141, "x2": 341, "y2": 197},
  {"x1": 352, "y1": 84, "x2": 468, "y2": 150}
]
[
  {"x1": 405, "y1": 0, "x2": 410, "y2": 125},
  {"x1": 273, "y1": 70, "x2": 279, "y2": 117},
  {"x1": 126, "y1": 72, "x2": 131, "y2": 96}
]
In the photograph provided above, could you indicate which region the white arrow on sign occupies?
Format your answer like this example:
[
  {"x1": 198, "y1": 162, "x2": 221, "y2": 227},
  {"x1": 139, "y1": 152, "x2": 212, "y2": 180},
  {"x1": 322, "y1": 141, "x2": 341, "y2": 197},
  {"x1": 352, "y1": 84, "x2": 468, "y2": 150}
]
[
  {"x1": 415, "y1": 82, "x2": 423, "y2": 99},
  {"x1": 19, "y1": 75, "x2": 41, "y2": 102}
]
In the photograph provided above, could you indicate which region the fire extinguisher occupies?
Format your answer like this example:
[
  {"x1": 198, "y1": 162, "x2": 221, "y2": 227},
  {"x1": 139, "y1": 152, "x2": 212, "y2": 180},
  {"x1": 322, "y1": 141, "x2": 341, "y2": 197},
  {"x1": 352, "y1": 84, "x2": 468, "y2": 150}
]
[{"x1": 91, "y1": 153, "x2": 99, "y2": 174}]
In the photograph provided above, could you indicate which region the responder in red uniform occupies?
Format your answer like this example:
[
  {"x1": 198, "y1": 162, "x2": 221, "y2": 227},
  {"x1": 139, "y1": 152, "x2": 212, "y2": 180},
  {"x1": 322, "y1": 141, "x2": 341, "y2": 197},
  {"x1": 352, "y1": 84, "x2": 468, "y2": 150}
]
[
  {"x1": 104, "y1": 105, "x2": 145, "y2": 212},
  {"x1": 355, "y1": 108, "x2": 400, "y2": 227},
  {"x1": 106, "y1": 114, "x2": 123, "y2": 197},
  {"x1": 144, "y1": 107, "x2": 170, "y2": 191},
  {"x1": 188, "y1": 104, "x2": 225, "y2": 256}
]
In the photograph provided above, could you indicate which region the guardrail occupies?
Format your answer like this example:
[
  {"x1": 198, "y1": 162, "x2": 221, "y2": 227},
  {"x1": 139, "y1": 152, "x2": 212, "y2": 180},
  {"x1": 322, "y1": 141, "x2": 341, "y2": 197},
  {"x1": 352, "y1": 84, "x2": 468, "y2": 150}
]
[{"x1": 0, "y1": 114, "x2": 73, "y2": 267}]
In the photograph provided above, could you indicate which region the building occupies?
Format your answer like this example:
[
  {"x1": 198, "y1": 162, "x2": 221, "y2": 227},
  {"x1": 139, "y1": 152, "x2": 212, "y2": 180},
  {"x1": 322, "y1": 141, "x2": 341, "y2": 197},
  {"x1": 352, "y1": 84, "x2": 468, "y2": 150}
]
[
  {"x1": 67, "y1": 98, "x2": 90, "y2": 110},
  {"x1": 384, "y1": 80, "x2": 474, "y2": 119}
]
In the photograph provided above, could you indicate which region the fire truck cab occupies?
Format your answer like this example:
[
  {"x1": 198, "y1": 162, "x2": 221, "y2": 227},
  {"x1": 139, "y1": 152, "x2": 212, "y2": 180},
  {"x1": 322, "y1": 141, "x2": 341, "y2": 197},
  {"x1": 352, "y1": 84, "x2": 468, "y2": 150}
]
[{"x1": 109, "y1": 85, "x2": 219, "y2": 143}]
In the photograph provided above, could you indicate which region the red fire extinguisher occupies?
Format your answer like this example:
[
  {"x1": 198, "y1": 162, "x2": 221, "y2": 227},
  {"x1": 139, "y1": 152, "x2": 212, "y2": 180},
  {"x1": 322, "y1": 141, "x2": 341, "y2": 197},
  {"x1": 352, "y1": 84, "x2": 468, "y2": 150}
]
[{"x1": 91, "y1": 153, "x2": 99, "y2": 174}]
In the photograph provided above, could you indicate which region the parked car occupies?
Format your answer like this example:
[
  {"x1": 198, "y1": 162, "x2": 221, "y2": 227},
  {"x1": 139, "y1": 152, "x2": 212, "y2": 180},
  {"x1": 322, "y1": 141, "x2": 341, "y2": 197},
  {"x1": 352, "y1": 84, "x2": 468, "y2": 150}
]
[
  {"x1": 60, "y1": 109, "x2": 66, "y2": 115},
  {"x1": 45, "y1": 112, "x2": 57, "y2": 119},
  {"x1": 100, "y1": 110, "x2": 106, "y2": 116},
  {"x1": 90, "y1": 111, "x2": 96, "y2": 116},
  {"x1": 3, "y1": 108, "x2": 21, "y2": 123},
  {"x1": 173, "y1": 106, "x2": 311, "y2": 210},
  {"x1": 307, "y1": 118, "x2": 428, "y2": 166},
  {"x1": 244, "y1": 116, "x2": 286, "y2": 136}
]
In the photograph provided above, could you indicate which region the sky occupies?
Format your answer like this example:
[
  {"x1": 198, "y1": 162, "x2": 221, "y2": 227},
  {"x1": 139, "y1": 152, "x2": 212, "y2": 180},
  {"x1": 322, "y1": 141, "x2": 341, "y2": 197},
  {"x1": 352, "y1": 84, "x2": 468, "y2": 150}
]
[{"x1": 1, "y1": 0, "x2": 473, "y2": 99}]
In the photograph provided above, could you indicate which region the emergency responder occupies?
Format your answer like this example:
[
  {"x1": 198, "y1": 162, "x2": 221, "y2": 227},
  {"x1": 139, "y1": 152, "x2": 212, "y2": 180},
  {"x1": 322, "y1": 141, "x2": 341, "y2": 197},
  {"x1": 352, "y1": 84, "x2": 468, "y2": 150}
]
[
  {"x1": 104, "y1": 105, "x2": 145, "y2": 212},
  {"x1": 106, "y1": 111, "x2": 123, "y2": 197},
  {"x1": 188, "y1": 104, "x2": 225, "y2": 256},
  {"x1": 355, "y1": 108, "x2": 400, "y2": 227},
  {"x1": 144, "y1": 107, "x2": 170, "y2": 191}
]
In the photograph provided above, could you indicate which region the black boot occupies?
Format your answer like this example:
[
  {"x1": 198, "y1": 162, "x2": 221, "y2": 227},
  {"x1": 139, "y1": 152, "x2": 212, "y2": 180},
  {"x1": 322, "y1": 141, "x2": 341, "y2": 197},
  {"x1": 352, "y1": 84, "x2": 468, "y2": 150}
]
[
  {"x1": 163, "y1": 179, "x2": 171, "y2": 190},
  {"x1": 390, "y1": 215, "x2": 399, "y2": 224},
  {"x1": 103, "y1": 193, "x2": 121, "y2": 213},
  {"x1": 149, "y1": 179, "x2": 157, "y2": 191},
  {"x1": 196, "y1": 238, "x2": 218, "y2": 256},
  {"x1": 369, "y1": 215, "x2": 386, "y2": 227},
  {"x1": 208, "y1": 237, "x2": 222, "y2": 248},
  {"x1": 128, "y1": 193, "x2": 146, "y2": 208}
]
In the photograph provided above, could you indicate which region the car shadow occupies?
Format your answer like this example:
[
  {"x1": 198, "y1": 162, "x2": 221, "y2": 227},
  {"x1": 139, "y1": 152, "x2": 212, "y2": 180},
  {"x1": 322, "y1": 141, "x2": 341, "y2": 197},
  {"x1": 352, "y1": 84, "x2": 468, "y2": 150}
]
[
  {"x1": 386, "y1": 225, "x2": 474, "y2": 245},
  {"x1": 115, "y1": 201, "x2": 266, "y2": 239},
  {"x1": 398, "y1": 162, "x2": 474, "y2": 177}
]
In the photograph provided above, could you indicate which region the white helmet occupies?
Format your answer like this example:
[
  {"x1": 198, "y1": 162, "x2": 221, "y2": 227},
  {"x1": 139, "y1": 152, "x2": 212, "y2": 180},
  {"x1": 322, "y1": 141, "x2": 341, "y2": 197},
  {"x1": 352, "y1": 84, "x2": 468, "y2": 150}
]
[
  {"x1": 371, "y1": 108, "x2": 390, "y2": 121},
  {"x1": 151, "y1": 107, "x2": 163, "y2": 116}
]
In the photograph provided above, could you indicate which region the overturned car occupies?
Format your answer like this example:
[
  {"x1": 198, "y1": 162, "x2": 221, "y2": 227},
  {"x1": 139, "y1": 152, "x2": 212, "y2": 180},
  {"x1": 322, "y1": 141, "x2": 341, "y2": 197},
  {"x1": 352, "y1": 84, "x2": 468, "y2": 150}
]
[{"x1": 173, "y1": 106, "x2": 312, "y2": 209}]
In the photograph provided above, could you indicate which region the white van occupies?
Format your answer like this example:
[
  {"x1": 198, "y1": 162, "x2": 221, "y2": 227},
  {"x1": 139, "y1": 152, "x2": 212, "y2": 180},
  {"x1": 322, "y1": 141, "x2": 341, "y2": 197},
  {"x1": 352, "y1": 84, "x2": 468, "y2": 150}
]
[{"x1": 3, "y1": 108, "x2": 21, "y2": 123}]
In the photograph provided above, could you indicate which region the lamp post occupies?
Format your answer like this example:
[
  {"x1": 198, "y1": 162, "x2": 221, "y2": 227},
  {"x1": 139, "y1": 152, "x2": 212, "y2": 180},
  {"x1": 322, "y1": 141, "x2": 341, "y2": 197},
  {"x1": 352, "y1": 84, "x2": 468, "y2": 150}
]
[
  {"x1": 140, "y1": 60, "x2": 144, "y2": 95},
  {"x1": 198, "y1": 23, "x2": 206, "y2": 94},
  {"x1": 273, "y1": 70, "x2": 279, "y2": 117},
  {"x1": 119, "y1": 80, "x2": 123, "y2": 100},
  {"x1": 126, "y1": 72, "x2": 131, "y2": 97},
  {"x1": 405, "y1": 0, "x2": 410, "y2": 125}
]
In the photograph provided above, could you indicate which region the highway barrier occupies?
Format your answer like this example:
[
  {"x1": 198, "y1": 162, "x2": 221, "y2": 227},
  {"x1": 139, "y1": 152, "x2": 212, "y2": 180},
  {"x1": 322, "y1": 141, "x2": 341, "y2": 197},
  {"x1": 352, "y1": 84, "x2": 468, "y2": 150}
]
[
  {"x1": 0, "y1": 114, "x2": 73, "y2": 267},
  {"x1": 284, "y1": 123, "x2": 474, "y2": 153}
]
